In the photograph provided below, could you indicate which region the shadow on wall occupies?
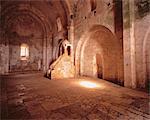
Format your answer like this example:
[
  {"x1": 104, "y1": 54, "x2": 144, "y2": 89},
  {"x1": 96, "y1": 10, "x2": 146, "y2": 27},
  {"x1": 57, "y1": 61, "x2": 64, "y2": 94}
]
[
  {"x1": 124, "y1": 0, "x2": 150, "y2": 29},
  {"x1": 135, "y1": 0, "x2": 150, "y2": 19},
  {"x1": 143, "y1": 27, "x2": 150, "y2": 91},
  {"x1": 75, "y1": 25, "x2": 124, "y2": 86}
]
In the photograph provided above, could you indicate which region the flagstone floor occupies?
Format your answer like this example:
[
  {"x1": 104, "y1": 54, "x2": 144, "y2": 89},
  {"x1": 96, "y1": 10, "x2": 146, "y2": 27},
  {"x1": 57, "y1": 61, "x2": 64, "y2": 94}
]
[{"x1": 1, "y1": 73, "x2": 149, "y2": 120}]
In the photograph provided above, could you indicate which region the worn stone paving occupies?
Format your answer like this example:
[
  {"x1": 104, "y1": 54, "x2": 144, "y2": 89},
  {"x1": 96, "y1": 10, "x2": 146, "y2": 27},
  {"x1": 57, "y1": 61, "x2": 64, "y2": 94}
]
[{"x1": 1, "y1": 73, "x2": 150, "y2": 120}]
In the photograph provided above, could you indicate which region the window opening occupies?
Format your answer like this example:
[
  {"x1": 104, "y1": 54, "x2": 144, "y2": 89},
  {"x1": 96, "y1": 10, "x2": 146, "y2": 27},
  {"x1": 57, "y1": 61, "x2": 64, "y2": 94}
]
[
  {"x1": 20, "y1": 43, "x2": 29, "y2": 60},
  {"x1": 90, "y1": 0, "x2": 97, "y2": 11}
]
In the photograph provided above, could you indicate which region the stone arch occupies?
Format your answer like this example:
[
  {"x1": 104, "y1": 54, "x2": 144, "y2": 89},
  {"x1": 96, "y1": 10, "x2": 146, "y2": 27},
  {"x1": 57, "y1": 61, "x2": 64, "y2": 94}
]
[
  {"x1": 1, "y1": 1, "x2": 70, "y2": 73},
  {"x1": 143, "y1": 26, "x2": 150, "y2": 90},
  {"x1": 63, "y1": 0, "x2": 72, "y2": 15},
  {"x1": 55, "y1": 39, "x2": 72, "y2": 60},
  {"x1": 3, "y1": 13, "x2": 47, "y2": 71},
  {"x1": 90, "y1": 0, "x2": 97, "y2": 11},
  {"x1": 75, "y1": 25, "x2": 124, "y2": 85},
  {"x1": 55, "y1": 39, "x2": 64, "y2": 59},
  {"x1": 1, "y1": 4, "x2": 52, "y2": 72},
  {"x1": 56, "y1": 17, "x2": 63, "y2": 32},
  {"x1": 2, "y1": 8, "x2": 51, "y2": 35}
]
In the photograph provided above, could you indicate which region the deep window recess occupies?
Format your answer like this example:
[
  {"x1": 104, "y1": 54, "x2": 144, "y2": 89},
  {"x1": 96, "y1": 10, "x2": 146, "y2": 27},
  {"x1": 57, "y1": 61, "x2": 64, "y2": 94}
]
[
  {"x1": 20, "y1": 43, "x2": 29, "y2": 60},
  {"x1": 90, "y1": 0, "x2": 97, "y2": 11}
]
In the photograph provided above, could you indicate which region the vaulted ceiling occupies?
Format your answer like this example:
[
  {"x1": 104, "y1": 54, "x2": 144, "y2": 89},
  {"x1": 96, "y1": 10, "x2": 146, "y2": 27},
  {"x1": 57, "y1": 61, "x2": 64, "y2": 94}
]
[{"x1": 1, "y1": 0, "x2": 72, "y2": 38}]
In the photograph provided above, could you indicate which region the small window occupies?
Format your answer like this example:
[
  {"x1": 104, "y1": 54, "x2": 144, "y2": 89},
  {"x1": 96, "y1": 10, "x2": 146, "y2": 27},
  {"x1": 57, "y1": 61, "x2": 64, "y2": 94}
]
[
  {"x1": 56, "y1": 17, "x2": 62, "y2": 32},
  {"x1": 67, "y1": 46, "x2": 71, "y2": 56},
  {"x1": 90, "y1": 0, "x2": 97, "y2": 11},
  {"x1": 20, "y1": 43, "x2": 29, "y2": 60}
]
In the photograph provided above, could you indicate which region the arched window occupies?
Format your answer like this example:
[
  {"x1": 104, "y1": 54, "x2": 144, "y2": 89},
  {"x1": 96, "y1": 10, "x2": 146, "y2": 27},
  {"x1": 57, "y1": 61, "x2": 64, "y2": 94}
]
[
  {"x1": 90, "y1": 0, "x2": 97, "y2": 11},
  {"x1": 56, "y1": 17, "x2": 62, "y2": 32},
  {"x1": 20, "y1": 43, "x2": 29, "y2": 60}
]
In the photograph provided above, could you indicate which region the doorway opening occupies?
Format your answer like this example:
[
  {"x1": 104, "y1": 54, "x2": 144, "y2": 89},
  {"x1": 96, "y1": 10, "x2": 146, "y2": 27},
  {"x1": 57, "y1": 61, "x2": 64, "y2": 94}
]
[
  {"x1": 96, "y1": 54, "x2": 103, "y2": 79},
  {"x1": 67, "y1": 46, "x2": 71, "y2": 56},
  {"x1": 75, "y1": 25, "x2": 124, "y2": 85}
]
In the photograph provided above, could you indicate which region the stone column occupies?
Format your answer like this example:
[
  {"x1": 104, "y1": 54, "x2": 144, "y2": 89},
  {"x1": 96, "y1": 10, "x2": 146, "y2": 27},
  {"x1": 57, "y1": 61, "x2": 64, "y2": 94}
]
[
  {"x1": 123, "y1": 0, "x2": 137, "y2": 88},
  {"x1": 46, "y1": 35, "x2": 52, "y2": 71},
  {"x1": 42, "y1": 37, "x2": 47, "y2": 73},
  {"x1": 68, "y1": 19, "x2": 75, "y2": 64}
]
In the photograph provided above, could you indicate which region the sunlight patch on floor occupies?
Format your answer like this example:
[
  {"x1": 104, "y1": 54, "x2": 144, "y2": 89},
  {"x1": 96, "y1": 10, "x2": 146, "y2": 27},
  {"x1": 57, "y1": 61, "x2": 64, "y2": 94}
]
[{"x1": 79, "y1": 81, "x2": 100, "y2": 88}]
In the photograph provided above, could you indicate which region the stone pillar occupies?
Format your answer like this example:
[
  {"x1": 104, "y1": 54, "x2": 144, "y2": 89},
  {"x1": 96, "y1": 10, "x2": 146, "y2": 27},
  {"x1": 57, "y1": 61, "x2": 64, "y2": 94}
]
[
  {"x1": 46, "y1": 35, "x2": 52, "y2": 71},
  {"x1": 42, "y1": 37, "x2": 47, "y2": 73},
  {"x1": 68, "y1": 19, "x2": 75, "y2": 64},
  {"x1": 123, "y1": 0, "x2": 136, "y2": 88}
]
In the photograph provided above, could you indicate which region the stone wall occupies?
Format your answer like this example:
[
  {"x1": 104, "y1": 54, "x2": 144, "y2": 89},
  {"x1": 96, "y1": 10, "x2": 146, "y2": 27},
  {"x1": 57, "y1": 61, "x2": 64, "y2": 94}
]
[
  {"x1": 73, "y1": 0, "x2": 115, "y2": 51},
  {"x1": 0, "y1": 14, "x2": 44, "y2": 73},
  {"x1": 73, "y1": 0, "x2": 124, "y2": 85},
  {"x1": 123, "y1": 0, "x2": 150, "y2": 90},
  {"x1": 0, "y1": 0, "x2": 69, "y2": 74},
  {"x1": 0, "y1": 44, "x2": 9, "y2": 74},
  {"x1": 72, "y1": 0, "x2": 150, "y2": 90},
  {"x1": 0, "y1": 0, "x2": 149, "y2": 91},
  {"x1": 51, "y1": 53, "x2": 75, "y2": 79},
  {"x1": 134, "y1": 0, "x2": 150, "y2": 89}
]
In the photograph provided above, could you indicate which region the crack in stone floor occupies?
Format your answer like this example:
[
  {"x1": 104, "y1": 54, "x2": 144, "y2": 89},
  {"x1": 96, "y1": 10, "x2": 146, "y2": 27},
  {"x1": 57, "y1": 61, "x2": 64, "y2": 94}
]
[{"x1": 1, "y1": 73, "x2": 150, "y2": 120}]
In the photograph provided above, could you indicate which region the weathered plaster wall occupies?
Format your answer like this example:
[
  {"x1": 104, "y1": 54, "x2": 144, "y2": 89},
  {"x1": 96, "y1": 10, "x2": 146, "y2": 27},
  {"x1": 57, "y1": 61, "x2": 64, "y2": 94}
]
[
  {"x1": 0, "y1": 0, "x2": 69, "y2": 74},
  {"x1": 134, "y1": 0, "x2": 150, "y2": 90},
  {"x1": 123, "y1": 0, "x2": 150, "y2": 90},
  {"x1": 7, "y1": 15, "x2": 43, "y2": 72},
  {"x1": 81, "y1": 36, "x2": 102, "y2": 78},
  {"x1": 73, "y1": 0, "x2": 149, "y2": 90},
  {"x1": 0, "y1": 44, "x2": 9, "y2": 74},
  {"x1": 74, "y1": 0, "x2": 115, "y2": 50},
  {"x1": 1, "y1": 0, "x2": 149, "y2": 91},
  {"x1": 76, "y1": 25, "x2": 123, "y2": 85},
  {"x1": 135, "y1": 15, "x2": 150, "y2": 89},
  {"x1": 74, "y1": 0, "x2": 124, "y2": 85}
]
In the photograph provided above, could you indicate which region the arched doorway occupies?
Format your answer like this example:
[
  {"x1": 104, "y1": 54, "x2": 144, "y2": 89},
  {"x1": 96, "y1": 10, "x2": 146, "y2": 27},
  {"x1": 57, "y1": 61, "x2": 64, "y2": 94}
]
[
  {"x1": 76, "y1": 25, "x2": 124, "y2": 85},
  {"x1": 96, "y1": 53, "x2": 103, "y2": 78}
]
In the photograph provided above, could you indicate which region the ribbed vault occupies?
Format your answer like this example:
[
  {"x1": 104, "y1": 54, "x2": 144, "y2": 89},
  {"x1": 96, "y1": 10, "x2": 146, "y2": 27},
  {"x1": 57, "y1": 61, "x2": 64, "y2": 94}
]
[
  {"x1": 0, "y1": 0, "x2": 71, "y2": 72},
  {"x1": 1, "y1": 0, "x2": 70, "y2": 35}
]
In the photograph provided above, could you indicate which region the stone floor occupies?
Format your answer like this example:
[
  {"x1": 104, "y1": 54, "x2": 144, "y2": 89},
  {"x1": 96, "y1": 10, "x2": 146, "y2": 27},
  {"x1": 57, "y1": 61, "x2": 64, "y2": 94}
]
[{"x1": 0, "y1": 73, "x2": 150, "y2": 120}]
